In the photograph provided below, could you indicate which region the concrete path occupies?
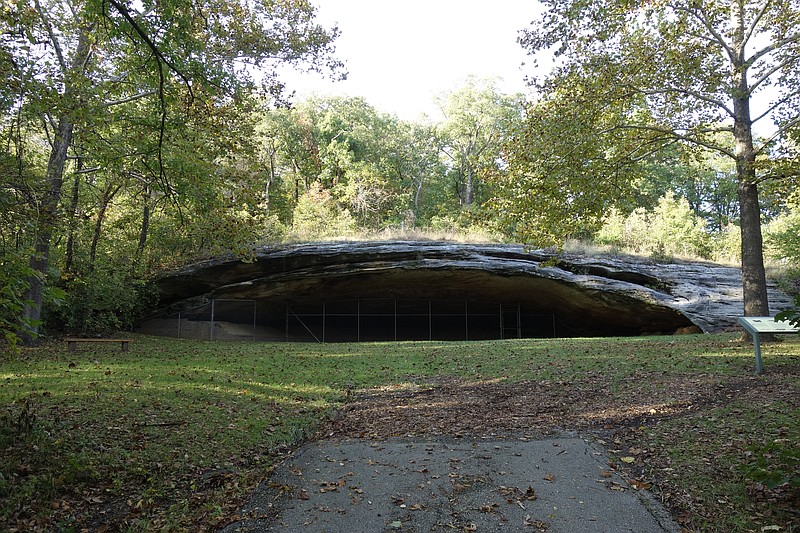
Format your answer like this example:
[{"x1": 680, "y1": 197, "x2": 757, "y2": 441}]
[{"x1": 221, "y1": 436, "x2": 681, "y2": 533}]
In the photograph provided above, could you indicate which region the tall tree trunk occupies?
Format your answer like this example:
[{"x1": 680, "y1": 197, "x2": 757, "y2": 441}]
[
  {"x1": 135, "y1": 186, "x2": 151, "y2": 267},
  {"x1": 21, "y1": 117, "x2": 75, "y2": 342},
  {"x1": 265, "y1": 138, "x2": 277, "y2": 216},
  {"x1": 464, "y1": 164, "x2": 475, "y2": 207},
  {"x1": 738, "y1": 177, "x2": 768, "y2": 316},
  {"x1": 89, "y1": 184, "x2": 122, "y2": 270},
  {"x1": 413, "y1": 174, "x2": 424, "y2": 226},
  {"x1": 20, "y1": 26, "x2": 93, "y2": 343},
  {"x1": 731, "y1": 0, "x2": 769, "y2": 317},
  {"x1": 64, "y1": 160, "x2": 82, "y2": 274}
]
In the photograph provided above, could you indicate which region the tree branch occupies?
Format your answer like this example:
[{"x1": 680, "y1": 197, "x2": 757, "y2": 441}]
[
  {"x1": 104, "y1": 0, "x2": 194, "y2": 200},
  {"x1": 751, "y1": 90, "x2": 796, "y2": 126},
  {"x1": 101, "y1": 90, "x2": 158, "y2": 108},
  {"x1": 105, "y1": 0, "x2": 194, "y2": 98},
  {"x1": 754, "y1": 115, "x2": 800, "y2": 156},
  {"x1": 745, "y1": 32, "x2": 800, "y2": 69},
  {"x1": 673, "y1": 4, "x2": 735, "y2": 62},
  {"x1": 749, "y1": 53, "x2": 800, "y2": 94},
  {"x1": 604, "y1": 124, "x2": 737, "y2": 159},
  {"x1": 32, "y1": 0, "x2": 66, "y2": 74},
  {"x1": 744, "y1": 0, "x2": 773, "y2": 47},
  {"x1": 621, "y1": 84, "x2": 734, "y2": 118}
]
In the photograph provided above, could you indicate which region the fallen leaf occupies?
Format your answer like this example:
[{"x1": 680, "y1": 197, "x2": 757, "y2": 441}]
[
  {"x1": 621, "y1": 457, "x2": 636, "y2": 464},
  {"x1": 524, "y1": 515, "x2": 550, "y2": 530},
  {"x1": 628, "y1": 479, "x2": 652, "y2": 490},
  {"x1": 543, "y1": 473, "x2": 555, "y2": 482}
]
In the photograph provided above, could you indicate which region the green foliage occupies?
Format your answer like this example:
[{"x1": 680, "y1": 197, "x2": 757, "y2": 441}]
[
  {"x1": 291, "y1": 182, "x2": 356, "y2": 240},
  {"x1": 494, "y1": 73, "x2": 655, "y2": 247},
  {"x1": 513, "y1": 0, "x2": 799, "y2": 316},
  {"x1": 711, "y1": 223, "x2": 742, "y2": 264},
  {"x1": 259, "y1": 214, "x2": 289, "y2": 244},
  {"x1": 0, "y1": 250, "x2": 39, "y2": 351},
  {"x1": 46, "y1": 268, "x2": 157, "y2": 335},
  {"x1": 1, "y1": 0, "x2": 343, "y2": 337},
  {"x1": 594, "y1": 192, "x2": 712, "y2": 259},
  {"x1": 766, "y1": 201, "x2": 800, "y2": 264},
  {"x1": 335, "y1": 162, "x2": 396, "y2": 227},
  {"x1": 767, "y1": 198, "x2": 800, "y2": 329},
  {"x1": 776, "y1": 295, "x2": 800, "y2": 329},
  {"x1": 437, "y1": 78, "x2": 522, "y2": 208},
  {"x1": 628, "y1": 146, "x2": 742, "y2": 233}
]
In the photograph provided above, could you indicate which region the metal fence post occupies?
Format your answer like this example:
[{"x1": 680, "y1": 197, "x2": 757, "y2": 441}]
[{"x1": 210, "y1": 299, "x2": 215, "y2": 341}]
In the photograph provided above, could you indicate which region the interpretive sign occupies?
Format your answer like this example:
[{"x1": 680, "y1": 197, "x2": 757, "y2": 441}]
[{"x1": 738, "y1": 316, "x2": 799, "y2": 374}]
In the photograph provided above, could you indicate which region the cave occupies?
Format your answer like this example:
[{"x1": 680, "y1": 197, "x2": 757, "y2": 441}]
[{"x1": 134, "y1": 241, "x2": 761, "y2": 342}]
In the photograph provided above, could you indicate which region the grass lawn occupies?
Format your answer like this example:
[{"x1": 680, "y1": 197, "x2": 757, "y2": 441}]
[{"x1": 1, "y1": 333, "x2": 798, "y2": 532}]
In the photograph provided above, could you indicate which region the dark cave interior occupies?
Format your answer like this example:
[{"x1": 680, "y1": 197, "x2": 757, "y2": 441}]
[{"x1": 141, "y1": 268, "x2": 696, "y2": 341}]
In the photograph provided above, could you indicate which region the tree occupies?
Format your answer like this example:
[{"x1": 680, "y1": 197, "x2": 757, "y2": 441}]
[
  {"x1": 2, "y1": 0, "x2": 341, "y2": 340},
  {"x1": 438, "y1": 78, "x2": 522, "y2": 209},
  {"x1": 257, "y1": 95, "x2": 453, "y2": 231},
  {"x1": 510, "y1": 0, "x2": 800, "y2": 316},
  {"x1": 388, "y1": 120, "x2": 446, "y2": 227},
  {"x1": 291, "y1": 181, "x2": 355, "y2": 239}
]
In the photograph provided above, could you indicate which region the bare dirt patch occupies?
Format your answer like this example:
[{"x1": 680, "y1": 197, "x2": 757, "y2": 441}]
[{"x1": 325, "y1": 373, "x2": 780, "y2": 438}]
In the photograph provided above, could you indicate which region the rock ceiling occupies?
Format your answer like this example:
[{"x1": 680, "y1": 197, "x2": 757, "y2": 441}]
[{"x1": 146, "y1": 241, "x2": 794, "y2": 340}]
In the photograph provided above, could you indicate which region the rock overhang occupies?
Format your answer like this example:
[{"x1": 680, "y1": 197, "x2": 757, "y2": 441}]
[{"x1": 142, "y1": 241, "x2": 794, "y2": 341}]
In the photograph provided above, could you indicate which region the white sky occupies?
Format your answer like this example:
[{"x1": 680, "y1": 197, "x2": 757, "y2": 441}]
[{"x1": 279, "y1": 1, "x2": 545, "y2": 120}]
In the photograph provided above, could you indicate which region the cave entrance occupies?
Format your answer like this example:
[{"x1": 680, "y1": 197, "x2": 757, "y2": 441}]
[
  {"x1": 285, "y1": 299, "x2": 559, "y2": 342},
  {"x1": 137, "y1": 298, "x2": 568, "y2": 342}
]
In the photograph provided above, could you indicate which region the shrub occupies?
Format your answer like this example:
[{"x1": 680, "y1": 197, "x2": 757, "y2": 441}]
[
  {"x1": 46, "y1": 268, "x2": 157, "y2": 335},
  {"x1": 291, "y1": 182, "x2": 356, "y2": 240},
  {"x1": 594, "y1": 191, "x2": 712, "y2": 259},
  {"x1": 765, "y1": 202, "x2": 800, "y2": 264},
  {"x1": 0, "y1": 250, "x2": 39, "y2": 351},
  {"x1": 776, "y1": 294, "x2": 800, "y2": 328},
  {"x1": 711, "y1": 223, "x2": 742, "y2": 264}
]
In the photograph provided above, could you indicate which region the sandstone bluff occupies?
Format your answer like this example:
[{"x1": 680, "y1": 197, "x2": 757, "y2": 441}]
[{"x1": 139, "y1": 241, "x2": 793, "y2": 341}]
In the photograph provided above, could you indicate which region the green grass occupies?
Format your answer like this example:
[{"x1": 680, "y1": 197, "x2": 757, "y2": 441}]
[
  {"x1": 639, "y1": 398, "x2": 799, "y2": 532},
  {"x1": 1, "y1": 333, "x2": 798, "y2": 532}
]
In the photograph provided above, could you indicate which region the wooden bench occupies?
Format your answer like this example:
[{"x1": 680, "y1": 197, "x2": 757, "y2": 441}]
[
  {"x1": 737, "y1": 317, "x2": 798, "y2": 374},
  {"x1": 65, "y1": 338, "x2": 133, "y2": 352}
]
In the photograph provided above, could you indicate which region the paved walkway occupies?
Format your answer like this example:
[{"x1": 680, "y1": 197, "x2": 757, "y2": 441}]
[{"x1": 221, "y1": 435, "x2": 681, "y2": 532}]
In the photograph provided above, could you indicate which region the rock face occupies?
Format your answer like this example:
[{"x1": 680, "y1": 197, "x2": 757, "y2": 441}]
[{"x1": 140, "y1": 241, "x2": 794, "y2": 341}]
